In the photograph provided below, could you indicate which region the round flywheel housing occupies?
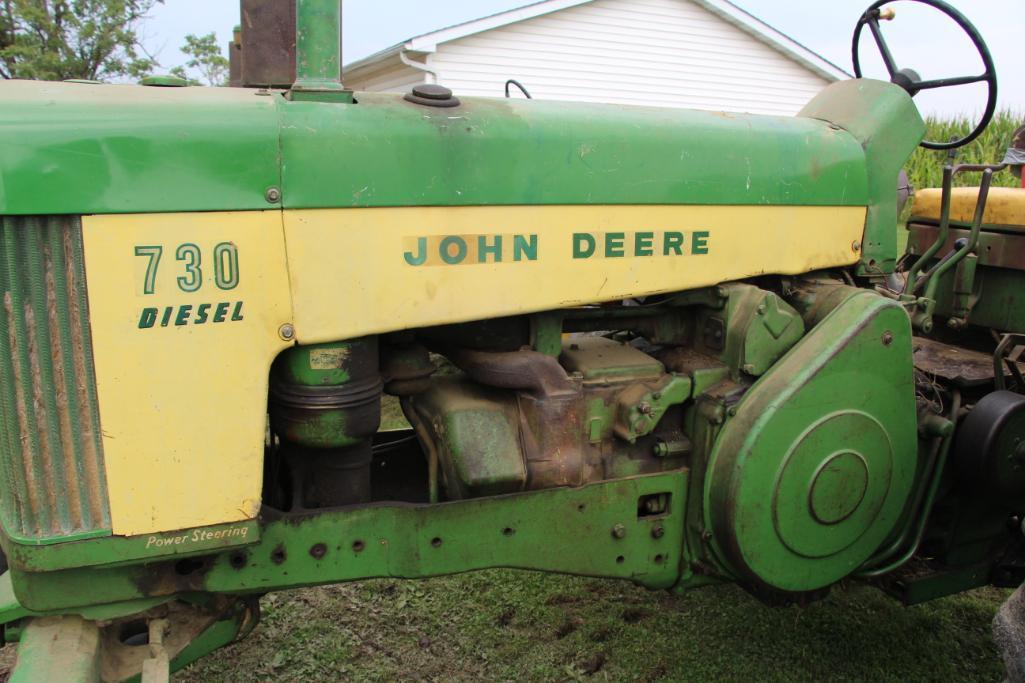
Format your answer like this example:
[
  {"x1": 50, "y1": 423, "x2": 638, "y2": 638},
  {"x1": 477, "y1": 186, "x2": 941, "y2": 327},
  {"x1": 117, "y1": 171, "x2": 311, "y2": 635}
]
[{"x1": 704, "y1": 293, "x2": 918, "y2": 593}]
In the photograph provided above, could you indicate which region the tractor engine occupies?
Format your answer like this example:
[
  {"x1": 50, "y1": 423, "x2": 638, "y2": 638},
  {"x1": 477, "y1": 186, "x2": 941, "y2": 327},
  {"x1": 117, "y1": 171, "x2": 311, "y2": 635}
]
[{"x1": 257, "y1": 278, "x2": 921, "y2": 597}]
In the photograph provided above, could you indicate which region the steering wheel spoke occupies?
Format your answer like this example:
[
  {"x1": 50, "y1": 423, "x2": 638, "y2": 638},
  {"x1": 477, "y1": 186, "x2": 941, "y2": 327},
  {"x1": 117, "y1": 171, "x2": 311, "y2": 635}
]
[
  {"x1": 913, "y1": 73, "x2": 990, "y2": 91},
  {"x1": 851, "y1": 0, "x2": 997, "y2": 150},
  {"x1": 867, "y1": 18, "x2": 899, "y2": 77}
]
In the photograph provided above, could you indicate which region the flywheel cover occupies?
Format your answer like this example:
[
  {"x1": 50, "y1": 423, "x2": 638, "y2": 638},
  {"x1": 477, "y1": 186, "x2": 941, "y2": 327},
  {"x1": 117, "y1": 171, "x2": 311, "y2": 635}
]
[{"x1": 704, "y1": 292, "x2": 918, "y2": 593}]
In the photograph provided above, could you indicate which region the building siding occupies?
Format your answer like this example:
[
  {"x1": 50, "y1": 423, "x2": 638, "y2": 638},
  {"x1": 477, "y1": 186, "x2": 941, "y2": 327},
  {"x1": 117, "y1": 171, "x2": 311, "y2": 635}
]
[
  {"x1": 423, "y1": 0, "x2": 830, "y2": 115},
  {"x1": 345, "y1": 60, "x2": 425, "y2": 93}
]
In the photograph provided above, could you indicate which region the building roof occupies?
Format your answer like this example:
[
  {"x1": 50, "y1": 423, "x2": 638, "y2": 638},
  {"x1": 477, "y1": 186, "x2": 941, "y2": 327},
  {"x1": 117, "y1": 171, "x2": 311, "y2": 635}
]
[{"x1": 344, "y1": 0, "x2": 851, "y2": 82}]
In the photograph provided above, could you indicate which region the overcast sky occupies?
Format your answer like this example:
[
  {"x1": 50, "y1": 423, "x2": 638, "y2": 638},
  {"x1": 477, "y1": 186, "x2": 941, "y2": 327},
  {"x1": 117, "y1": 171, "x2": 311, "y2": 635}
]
[{"x1": 143, "y1": 0, "x2": 1022, "y2": 118}]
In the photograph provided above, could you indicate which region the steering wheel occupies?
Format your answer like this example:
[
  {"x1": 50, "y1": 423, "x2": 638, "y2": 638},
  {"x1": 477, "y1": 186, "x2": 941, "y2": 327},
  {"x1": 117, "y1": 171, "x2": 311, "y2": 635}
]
[{"x1": 852, "y1": 0, "x2": 997, "y2": 150}]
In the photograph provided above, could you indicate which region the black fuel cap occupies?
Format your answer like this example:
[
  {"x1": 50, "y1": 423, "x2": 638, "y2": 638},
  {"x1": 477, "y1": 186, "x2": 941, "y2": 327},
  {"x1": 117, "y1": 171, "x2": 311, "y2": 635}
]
[{"x1": 405, "y1": 83, "x2": 460, "y2": 108}]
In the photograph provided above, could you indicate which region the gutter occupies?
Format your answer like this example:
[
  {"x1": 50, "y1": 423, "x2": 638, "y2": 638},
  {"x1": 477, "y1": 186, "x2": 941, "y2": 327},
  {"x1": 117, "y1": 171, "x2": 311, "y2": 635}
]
[{"x1": 399, "y1": 49, "x2": 438, "y2": 85}]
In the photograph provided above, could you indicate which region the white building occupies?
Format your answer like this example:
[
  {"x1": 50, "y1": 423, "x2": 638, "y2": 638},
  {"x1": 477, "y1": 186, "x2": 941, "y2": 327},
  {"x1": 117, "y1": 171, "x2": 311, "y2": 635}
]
[{"x1": 343, "y1": 0, "x2": 849, "y2": 116}]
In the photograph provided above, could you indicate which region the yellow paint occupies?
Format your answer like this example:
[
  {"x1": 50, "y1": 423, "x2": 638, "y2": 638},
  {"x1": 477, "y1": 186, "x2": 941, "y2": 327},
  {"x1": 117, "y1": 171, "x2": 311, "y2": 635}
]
[
  {"x1": 284, "y1": 205, "x2": 866, "y2": 344},
  {"x1": 914, "y1": 187, "x2": 1025, "y2": 228},
  {"x1": 83, "y1": 212, "x2": 293, "y2": 536},
  {"x1": 81, "y1": 204, "x2": 865, "y2": 534}
]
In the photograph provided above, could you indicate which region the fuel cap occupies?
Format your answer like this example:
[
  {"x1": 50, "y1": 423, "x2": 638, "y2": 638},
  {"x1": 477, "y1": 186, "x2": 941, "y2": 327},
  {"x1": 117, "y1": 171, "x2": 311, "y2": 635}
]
[{"x1": 405, "y1": 84, "x2": 460, "y2": 108}]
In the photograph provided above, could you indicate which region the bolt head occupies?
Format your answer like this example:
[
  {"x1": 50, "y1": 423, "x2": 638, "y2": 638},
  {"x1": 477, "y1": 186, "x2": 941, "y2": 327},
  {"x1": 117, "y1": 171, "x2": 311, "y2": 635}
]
[
  {"x1": 265, "y1": 187, "x2": 282, "y2": 203},
  {"x1": 279, "y1": 323, "x2": 295, "y2": 341},
  {"x1": 852, "y1": 240, "x2": 862, "y2": 252},
  {"x1": 651, "y1": 526, "x2": 665, "y2": 539},
  {"x1": 638, "y1": 402, "x2": 653, "y2": 415},
  {"x1": 881, "y1": 331, "x2": 894, "y2": 346},
  {"x1": 611, "y1": 524, "x2": 627, "y2": 539}
]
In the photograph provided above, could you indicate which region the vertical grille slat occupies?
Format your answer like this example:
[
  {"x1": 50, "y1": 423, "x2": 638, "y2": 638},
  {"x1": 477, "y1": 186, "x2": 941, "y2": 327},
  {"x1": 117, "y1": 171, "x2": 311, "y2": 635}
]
[{"x1": 0, "y1": 216, "x2": 110, "y2": 541}]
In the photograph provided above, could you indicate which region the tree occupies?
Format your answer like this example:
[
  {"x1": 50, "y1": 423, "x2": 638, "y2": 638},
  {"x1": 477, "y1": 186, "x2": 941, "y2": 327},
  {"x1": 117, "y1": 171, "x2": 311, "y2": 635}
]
[
  {"x1": 0, "y1": 0, "x2": 161, "y2": 81},
  {"x1": 170, "y1": 32, "x2": 227, "y2": 87}
]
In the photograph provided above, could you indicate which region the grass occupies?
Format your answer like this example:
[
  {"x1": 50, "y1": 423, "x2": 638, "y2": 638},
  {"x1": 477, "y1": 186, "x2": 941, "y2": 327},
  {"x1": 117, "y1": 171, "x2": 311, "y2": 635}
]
[{"x1": 180, "y1": 575, "x2": 1008, "y2": 681}]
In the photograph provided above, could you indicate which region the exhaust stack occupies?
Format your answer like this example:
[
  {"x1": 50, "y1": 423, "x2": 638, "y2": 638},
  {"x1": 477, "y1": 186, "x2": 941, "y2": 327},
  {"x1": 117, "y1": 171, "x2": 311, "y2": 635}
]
[
  {"x1": 291, "y1": 0, "x2": 346, "y2": 98},
  {"x1": 234, "y1": 0, "x2": 351, "y2": 102}
]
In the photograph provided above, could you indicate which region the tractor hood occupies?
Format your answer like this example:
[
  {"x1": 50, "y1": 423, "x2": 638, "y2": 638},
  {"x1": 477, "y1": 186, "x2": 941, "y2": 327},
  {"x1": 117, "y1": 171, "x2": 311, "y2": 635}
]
[{"x1": 0, "y1": 78, "x2": 923, "y2": 271}]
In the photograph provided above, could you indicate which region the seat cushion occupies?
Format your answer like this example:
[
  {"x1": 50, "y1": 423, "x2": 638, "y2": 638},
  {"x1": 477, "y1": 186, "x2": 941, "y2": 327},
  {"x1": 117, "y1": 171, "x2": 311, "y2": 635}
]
[{"x1": 912, "y1": 187, "x2": 1025, "y2": 231}]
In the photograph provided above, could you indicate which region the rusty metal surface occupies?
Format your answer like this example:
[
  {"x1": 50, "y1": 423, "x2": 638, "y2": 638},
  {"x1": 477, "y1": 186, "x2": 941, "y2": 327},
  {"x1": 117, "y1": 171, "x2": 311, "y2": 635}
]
[
  {"x1": 907, "y1": 221, "x2": 1025, "y2": 271},
  {"x1": 240, "y1": 0, "x2": 297, "y2": 88},
  {"x1": 0, "y1": 216, "x2": 111, "y2": 541},
  {"x1": 912, "y1": 336, "x2": 1020, "y2": 387}
]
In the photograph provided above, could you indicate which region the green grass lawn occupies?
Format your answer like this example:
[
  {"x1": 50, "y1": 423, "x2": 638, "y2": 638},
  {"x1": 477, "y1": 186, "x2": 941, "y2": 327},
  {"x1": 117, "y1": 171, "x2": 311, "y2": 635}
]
[{"x1": 180, "y1": 573, "x2": 1007, "y2": 682}]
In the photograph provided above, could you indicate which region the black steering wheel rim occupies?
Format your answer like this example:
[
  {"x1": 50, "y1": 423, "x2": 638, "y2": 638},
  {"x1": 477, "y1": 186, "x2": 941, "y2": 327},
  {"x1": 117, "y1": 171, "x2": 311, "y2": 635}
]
[{"x1": 852, "y1": 0, "x2": 997, "y2": 150}]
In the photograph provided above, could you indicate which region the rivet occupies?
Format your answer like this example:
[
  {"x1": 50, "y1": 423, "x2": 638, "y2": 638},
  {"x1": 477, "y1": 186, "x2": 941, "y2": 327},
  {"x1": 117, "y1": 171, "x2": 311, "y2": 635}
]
[
  {"x1": 265, "y1": 186, "x2": 282, "y2": 203},
  {"x1": 279, "y1": 323, "x2": 295, "y2": 341}
]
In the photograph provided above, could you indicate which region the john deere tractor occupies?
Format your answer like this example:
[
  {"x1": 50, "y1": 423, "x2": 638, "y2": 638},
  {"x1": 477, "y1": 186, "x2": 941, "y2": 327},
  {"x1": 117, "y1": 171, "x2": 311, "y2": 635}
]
[{"x1": 0, "y1": 0, "x2": 1021, "y2": 679}]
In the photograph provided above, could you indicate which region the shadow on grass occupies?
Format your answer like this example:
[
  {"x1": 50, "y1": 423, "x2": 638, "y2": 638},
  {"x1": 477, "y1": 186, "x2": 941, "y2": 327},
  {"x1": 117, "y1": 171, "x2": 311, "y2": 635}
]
[{"x1": 180, "y1": 570, "x2": 1006, "y2": 682}]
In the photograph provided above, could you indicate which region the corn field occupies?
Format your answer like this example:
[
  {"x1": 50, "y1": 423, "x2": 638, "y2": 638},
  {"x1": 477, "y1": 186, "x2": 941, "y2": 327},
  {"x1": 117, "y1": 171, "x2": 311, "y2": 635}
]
[{"x1": 905, "y1": 110, "x2": 1023, "y2": 190}]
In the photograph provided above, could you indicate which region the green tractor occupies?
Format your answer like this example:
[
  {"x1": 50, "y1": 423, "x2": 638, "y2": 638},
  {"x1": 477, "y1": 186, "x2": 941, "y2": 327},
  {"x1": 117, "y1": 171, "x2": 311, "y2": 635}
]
[{"x1": 0, "y1": 0, "x2": 1021, "y2": 679}]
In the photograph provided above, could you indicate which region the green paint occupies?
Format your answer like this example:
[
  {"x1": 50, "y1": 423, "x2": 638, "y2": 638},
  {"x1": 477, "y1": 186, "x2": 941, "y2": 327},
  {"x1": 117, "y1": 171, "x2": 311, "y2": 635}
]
[
  {"x1": 605, "y1": 232, "x2": 626, "y2": 257},
  {"x1": 692, "y1": 231, "x2": 710, "y2": 255},
  {"x1": 9, "y1": 472, "x2": 686, "y2": 612},
  {"x1": 134, "y1": 246, "x2": 162, "y2": 295},
  {"x1": 0, "y1": 82, "x2": 281, "y2": 215},
  {"x1": 139, "y1": 75, "x2": 188, "y2": 87},
  {"x1": 291, "y1": 0, "x2": 349, "y2": 99},
  {"x1": 280, "y1": 93, "x2": 870, "y2": 212},
  {"x1": 799, "y1": 79, "x2": 926, "y2": 275},
  {"x1": 704, "y1": 292, "x2": 918, "y2": 593},
  {"x1": 175, "y1": 243, "x2": 202, "y2": 292},
  {"x1": 9, "y1": 616, "x2": 101, "y2": 683},
  {"x1": 440, "y1": 236, "x2": 467, "y2": 265},
  {"x1": 0, "y1": 78, "x2": 909, "y2": 216},
  {"x1": 0, "y1": 217, "x2": 111, "y2": 544},
  {"x1": 4, "y1": 520, "x2": 260, "y2": 573},
  {"x1": 635, "y1": 232, "x2": 654, "y2": 256}
]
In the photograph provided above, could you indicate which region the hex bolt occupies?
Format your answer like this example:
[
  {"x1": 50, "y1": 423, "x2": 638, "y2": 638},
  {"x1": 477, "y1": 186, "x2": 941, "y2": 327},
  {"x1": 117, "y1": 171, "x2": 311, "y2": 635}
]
[
  {"x1": 852, "y1": 240, "x2": 862, "y2": 252},
  {"x1": 265, "y1": 186, "x2": 282, "y2": 203},
  {"x1": 651, "y1": 526, "x2": 665, "y2": 539},
  {"x1": 756, "y1": 304, "x2": 766, "y2": 315},
  {"x1": 881, "y1": 331, "x2": 894, "y2": 346},
  {"x1": 611, "y1": 524, "x2": 627, "y2": 539},
  {"x1": 279, "y1": 323, "x2": 295, "y2": 341},
  {"x1": 638, "y1": 402, "x2": 653, "y2": 415}
]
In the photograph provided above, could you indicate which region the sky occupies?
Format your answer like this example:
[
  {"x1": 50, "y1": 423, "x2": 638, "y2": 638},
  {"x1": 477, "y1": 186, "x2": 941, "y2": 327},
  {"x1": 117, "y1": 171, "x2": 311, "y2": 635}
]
[{"x1": 142, "y1": 0, "x2": 1023, "y2": 117}]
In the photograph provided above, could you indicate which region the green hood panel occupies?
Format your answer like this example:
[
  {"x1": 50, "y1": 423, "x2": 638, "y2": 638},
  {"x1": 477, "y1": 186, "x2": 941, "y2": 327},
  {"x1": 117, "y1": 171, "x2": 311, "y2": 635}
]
[
  {"x1": 0, "y1": 78, "x2": 930, "y2": 219},
  {"x1": 0, "y1": 81, "x2": 281, "y2": 216},
  {"x1": 0, "y1": 80, "x2": 918, "y2": 217},
  {"x1": 279, "y1": 92, "x2": 869, "y2": 209}
]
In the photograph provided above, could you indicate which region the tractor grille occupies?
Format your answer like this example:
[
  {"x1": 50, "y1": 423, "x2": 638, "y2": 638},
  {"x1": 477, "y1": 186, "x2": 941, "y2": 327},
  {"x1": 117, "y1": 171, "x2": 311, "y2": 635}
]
[{"x1": 0, "y1": 216, "x2": 110, "y2": 542}]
